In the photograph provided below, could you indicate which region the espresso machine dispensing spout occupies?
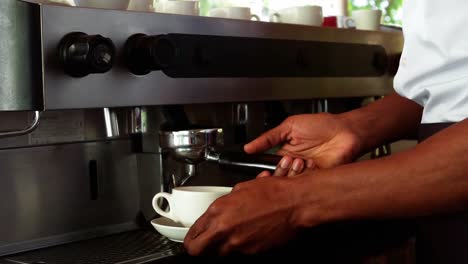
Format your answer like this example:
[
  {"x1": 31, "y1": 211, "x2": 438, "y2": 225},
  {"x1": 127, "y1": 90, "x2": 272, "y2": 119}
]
[{"x1": 159, "y1": 128, "x2": 282, "y2": 184}]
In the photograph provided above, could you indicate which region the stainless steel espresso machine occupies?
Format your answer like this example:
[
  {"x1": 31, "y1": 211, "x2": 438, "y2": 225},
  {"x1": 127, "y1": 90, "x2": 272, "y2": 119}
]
[{"x1": 0, "y1": 0, "x2": 410, "y2": 263}]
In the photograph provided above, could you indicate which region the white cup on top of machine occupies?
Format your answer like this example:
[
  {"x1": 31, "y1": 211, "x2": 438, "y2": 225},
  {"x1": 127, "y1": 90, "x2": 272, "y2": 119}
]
[
  {"x1": 207, "y1": 6, "x2": 260, "y2": 21},
  {"x1": 127, "y1": 0, "x2": 154, "y2": 12},
  {"x1": 270, "y1": 5, "x2": 323, "y2": 26},
  {"x1": 352, "y1": 9, "x2": 382, "y2": 31},
  {"x1": 154, "y1": 0, "x2": 200, "y2": 16},
  {"x1": 337, "y1": 16, "x2": 356, "y2": 28}
]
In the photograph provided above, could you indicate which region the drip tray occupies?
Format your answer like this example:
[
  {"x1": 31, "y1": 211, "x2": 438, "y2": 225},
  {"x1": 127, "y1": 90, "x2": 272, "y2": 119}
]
[{"x1": 2, "y1": 230, "x2": 185, "y2": 264}]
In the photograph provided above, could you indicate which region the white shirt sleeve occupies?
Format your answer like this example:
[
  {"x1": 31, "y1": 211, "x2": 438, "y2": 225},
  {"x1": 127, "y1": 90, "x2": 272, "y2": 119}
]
[{"x1": 394, "y1": 0, "x2": 468, "y2": 123}]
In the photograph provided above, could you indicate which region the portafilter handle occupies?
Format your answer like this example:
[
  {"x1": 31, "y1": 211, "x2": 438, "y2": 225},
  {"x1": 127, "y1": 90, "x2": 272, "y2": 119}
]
[{"x1": 206, "y1": 151, "x2": 282, "y2": 171}]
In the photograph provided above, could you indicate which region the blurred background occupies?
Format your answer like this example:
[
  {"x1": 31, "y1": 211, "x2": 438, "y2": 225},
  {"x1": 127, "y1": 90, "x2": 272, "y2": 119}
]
[{"x1": 348, "y1": 0, "x2": 402, "y2": 25}]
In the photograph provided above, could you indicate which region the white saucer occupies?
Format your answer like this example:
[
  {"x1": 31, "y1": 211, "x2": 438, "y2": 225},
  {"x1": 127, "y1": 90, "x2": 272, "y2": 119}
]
[{"x1": 151, "y1": 217, "x2": 189, "y2": 243}]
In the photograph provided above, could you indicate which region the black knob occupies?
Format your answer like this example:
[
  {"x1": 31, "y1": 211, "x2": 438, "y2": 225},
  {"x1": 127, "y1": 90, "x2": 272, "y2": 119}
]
[
  {"x1": 58, "y1": 32, "x2": 116, "y2": 78},
  {"x1": 125, "y1": 34, "x2": 177, "y2": 75}
]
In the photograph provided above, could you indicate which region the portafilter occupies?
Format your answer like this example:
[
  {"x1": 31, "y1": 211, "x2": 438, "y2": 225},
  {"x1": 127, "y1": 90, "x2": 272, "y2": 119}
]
[{"x1": 159, "y1": 128, "x2": 282, "y2": 171}]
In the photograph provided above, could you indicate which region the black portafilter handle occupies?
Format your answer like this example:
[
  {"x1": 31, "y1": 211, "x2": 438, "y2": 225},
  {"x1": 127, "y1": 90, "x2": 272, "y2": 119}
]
[{"x1": 206, "y1": 151, "x2": 282, "y2": 171}]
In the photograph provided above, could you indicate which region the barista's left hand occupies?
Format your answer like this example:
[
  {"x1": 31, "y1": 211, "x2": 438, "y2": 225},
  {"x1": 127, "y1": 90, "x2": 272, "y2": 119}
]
[
  {"x1": 256, "y1": 156, "x2": 313, "y2": 178},
  {"x1": 184, "y1": 175, "x2": 311, "y2": 256}
]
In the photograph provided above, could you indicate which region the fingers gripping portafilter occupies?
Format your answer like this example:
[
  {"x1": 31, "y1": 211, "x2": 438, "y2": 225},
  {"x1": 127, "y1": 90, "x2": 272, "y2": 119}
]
[{"x1": 159, "y1": 128, "x2": 282, "y2": 182}]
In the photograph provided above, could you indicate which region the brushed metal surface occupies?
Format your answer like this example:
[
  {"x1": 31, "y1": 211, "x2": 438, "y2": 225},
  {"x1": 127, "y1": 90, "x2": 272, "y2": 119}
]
[
  {"x1": 3, "y1": 230, "x2": 183, "y2": 264},
  {"x1": 0, "y1": 0, "x2": 43, "y2": 111},
  {"x1": 40, "y1": 5, "x2": 403, "y2": 110},
  {"x1": 0, "y1": 140, "x2": 140, "y2": 255},
  {"x1": 0, "y1": 109, "x2": 129, "y2": 150}
]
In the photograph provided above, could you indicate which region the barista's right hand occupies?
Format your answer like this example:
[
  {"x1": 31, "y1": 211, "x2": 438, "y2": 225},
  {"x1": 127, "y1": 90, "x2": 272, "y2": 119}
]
[{"x1": 245, "y1": 113, "x2": 363, "y2": 177}]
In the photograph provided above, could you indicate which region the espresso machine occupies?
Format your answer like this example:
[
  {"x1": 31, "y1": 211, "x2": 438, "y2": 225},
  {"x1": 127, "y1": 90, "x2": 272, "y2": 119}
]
[{"x1": 0, "y1": 0, "x2": 412, "y2": 263}]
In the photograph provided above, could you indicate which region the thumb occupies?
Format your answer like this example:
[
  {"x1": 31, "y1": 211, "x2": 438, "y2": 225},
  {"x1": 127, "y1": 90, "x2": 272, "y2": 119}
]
[{"x1": 244, "y1": 123, "x2": 289, "y2": 154}]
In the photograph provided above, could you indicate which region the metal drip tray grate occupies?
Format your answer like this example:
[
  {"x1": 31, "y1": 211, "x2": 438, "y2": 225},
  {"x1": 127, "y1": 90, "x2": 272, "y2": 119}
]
[{"x1": 3, "y1": 230, "x2": 185, "y2": 264}]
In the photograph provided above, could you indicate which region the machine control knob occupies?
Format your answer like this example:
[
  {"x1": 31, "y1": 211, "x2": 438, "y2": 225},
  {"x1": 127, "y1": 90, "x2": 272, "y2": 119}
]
[
  {"x1": 58, "y1": 32, "x2": 116, "y2": 78},
  {"x1": 125, "y1": 34, "x2": 177, "y2": 75}
]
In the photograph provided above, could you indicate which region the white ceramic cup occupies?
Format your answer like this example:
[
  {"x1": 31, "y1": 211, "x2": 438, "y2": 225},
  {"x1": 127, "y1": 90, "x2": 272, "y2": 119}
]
[
  {"x1": 208, "y1": 7, "x2": 260, "y2": 21},
  {"x1": 154, "y1": 1, "x2": 200, "y2": 16},
  {"x1": 337, "y1": 16, "x2": 356, "y2": 28},
  {"x1": 127, "y1": 0, "x2": 153, "y2": 12},
  {"x1": 74, "y1": 0, "x2": 130, "y2": 10},
  {"x1": 152, "y1": 186, "x2": 232, "y2": 227},
  {"x1": 352, "y1": 9, "x2": 382, "y2": 31},
  {"x1": 270, "y1": 5, "x2": 323, "y2": 26}
]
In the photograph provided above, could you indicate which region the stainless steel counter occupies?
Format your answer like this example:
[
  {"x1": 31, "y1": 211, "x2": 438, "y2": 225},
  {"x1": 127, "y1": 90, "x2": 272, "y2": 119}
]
[{"x1": 1, "y1": 220, "x2": 415, "y2": 264}]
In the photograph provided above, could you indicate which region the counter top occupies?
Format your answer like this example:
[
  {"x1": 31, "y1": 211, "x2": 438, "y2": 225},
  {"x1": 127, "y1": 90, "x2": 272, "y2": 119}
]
[
  {"x1": 156, "y1": 220, "x2": 415, "y2": 264},
  {"x1": 2, "y1": 220, "x2": 414, "y2": 264}
]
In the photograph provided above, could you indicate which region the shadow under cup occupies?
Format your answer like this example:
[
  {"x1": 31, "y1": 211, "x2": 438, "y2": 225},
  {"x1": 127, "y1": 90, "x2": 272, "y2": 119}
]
[{"x1": 152, "y1": 186, "x2": 233, "y2": 227}]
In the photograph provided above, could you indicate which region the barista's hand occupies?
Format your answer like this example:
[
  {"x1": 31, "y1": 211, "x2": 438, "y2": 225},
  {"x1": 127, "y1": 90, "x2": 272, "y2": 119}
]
[
  {"x1": 256, "y1": 156, "x2": 312, "y2": 178},
  {"x1": 184, "y1": 176, "x2": 308, "y2": 256},
  {"x1": 245, "y1": 113, "x2": 362, "y2": 177}
]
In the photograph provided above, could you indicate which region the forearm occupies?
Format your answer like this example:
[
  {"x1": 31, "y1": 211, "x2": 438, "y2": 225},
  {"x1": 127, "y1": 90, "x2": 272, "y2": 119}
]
[
  {"x1": 340, "y1": 92, "x2": 423, "y2": 155},
  {"x1": 292, "y1": 119, "x2": 468, "y2": 227}
]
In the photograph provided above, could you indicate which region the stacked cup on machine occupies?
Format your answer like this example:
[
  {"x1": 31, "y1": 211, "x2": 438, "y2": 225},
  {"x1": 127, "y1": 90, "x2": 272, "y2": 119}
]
[
  {"x1": 269, "y1": 5, "x2": 324, "y2": 26},
  {"x1": 207, "y1": 6, "x2": 260, "y2": 21}
]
